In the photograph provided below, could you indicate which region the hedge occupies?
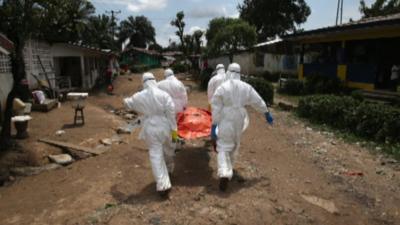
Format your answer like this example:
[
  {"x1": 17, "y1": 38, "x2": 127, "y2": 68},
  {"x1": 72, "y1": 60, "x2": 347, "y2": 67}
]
[
  {"x1": 244, "y1": 77, "x2": 274, "y2": 105},
  {"x1": 303, "y1": 74, "x2": 344, "y2": 95},
  {"x1": 297, "y1": 95, "x2": 400, "y2": 144},
  {"x1": 130, "y1": 64, "x2": 150, "y2": 73},
  {"x1": 279, "y1": 75, "x2": 344, "y2": 96},
  {"x1": 279, "y1": 79, "x2": 304, "y2": 95},
  {"x1": 172, "y1": 63, "x2": 188, "y2": 73}
]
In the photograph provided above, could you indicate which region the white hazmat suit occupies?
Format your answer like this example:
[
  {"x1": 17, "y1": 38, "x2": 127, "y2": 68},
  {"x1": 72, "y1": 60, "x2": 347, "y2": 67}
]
[
  {"x1": 158, "y1": 69, "x2": 188, "y2": 114},
  {"x1": 211, "y1": 63, "x2": 270, "y2": 180},
  {"x1": 123, "y1": 73, "x2": 177, "y2": 192},
  {"x1": 207, "y1": 64, "x2": 227, "y2": 103}
]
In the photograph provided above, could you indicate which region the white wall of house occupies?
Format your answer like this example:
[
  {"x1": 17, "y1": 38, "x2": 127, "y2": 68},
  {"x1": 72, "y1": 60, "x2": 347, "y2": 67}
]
[
  {"x1": 24, "y1": 39, "x2": 55, "y2": 88},
  {"x1": 0, "y1": 50, "x2": 13, "y2": 123},
  {"x1": 207, "y1": 55, "x2": 230, "y2": 71},
  {"x1": 51, "y1": 44, "x2": 108, "y2": 89},
  {"x1": 208, "y1": 52, "x2": 298, "y2": 76}
]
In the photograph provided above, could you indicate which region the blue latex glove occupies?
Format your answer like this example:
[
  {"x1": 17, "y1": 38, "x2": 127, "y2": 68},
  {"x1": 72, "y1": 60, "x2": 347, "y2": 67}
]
[
  {"x1": 211, "y1": 124, "x2": 218, "y2": 140},
  {"x1": 265, "y1": 112, "x2": 274, "y2": 125}
]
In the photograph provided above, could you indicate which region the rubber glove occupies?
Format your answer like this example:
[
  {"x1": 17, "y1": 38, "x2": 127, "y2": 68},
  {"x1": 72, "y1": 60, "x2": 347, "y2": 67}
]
[
  {"x1": 211, "y1": 124, "x2": 218, "y2": 140},
  {"x1": 265, "y1": 112, "x2": 274, "y2": 125},
  {"x1": 171, "y1": 130, "x2": 178, "y2": 142}
]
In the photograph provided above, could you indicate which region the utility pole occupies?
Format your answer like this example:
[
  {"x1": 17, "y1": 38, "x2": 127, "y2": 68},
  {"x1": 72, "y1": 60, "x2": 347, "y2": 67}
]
[
  {"x1": 336, "y1": 0, "x2": 341, "y2": 25},
  {"x1": 340, "y1": 0, "x2": 344, "y2": 25},
  {"x1": 106, "y1": 10, "x2": 121, "y2": 39},
  {"x1": 335, "y1": 0, "x2": 344, "y2": 25}
]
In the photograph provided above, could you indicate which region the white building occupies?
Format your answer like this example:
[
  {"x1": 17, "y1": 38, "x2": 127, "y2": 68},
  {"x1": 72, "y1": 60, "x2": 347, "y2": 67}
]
[
  {"x1": 207, "y1": 39, "x2": 299, "y2": 76},
  {"x1": 0, "y1": 34, "x2": 13, "y2": 124}
]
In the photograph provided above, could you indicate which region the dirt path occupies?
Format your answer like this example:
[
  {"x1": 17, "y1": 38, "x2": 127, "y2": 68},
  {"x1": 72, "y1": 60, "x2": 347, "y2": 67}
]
[{"x1": 0, "y1": 69, "x2": 399, "y2": 225}]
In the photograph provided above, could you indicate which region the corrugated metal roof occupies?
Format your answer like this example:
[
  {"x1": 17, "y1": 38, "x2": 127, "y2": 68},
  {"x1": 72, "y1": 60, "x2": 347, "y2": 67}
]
[
  {"x1": 65, "y1": 42, "x2": 116, "y2": 55},
  {"x1": 285, "y1": 12, "x2": 400, "y2": 40},
  {"x1": 255, "y1": 38, "x2": 283, "y2": 47}
]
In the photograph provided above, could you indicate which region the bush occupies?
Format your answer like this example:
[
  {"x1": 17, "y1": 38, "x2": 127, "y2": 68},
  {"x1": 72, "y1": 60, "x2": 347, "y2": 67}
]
[
  {"x1": 351, "y1": 90, "x2": 364, "y2": 101},
  {"x1": 297, "y1": 95, "x2": 400, "y2": 144},
  {"x1": 172, "y1": 63, "x2": 188, "y2": 73},
  {"x1": 304, "y1": 74, "x2": 344, "y2": 95},
  {"x1": 199, "y1": 68, "x2": 214, "y2": 91},
  {"x1": 130, "y1": 64, "x2": 149, "y2": 73},
  {"x1": 262, "y1": 71, "x2": 280, "y2": 83},
  {"x1": 279, "y1": 79, "x2": 304, "y2": 95},
  {"x1": 244, "y1": 77, "x2": 274, "y2": 105}
]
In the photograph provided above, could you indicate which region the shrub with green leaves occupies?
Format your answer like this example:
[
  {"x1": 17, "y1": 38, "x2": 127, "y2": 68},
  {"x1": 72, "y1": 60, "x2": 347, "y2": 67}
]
[
  {"x1": 279, "y1": 79, "x2": 304, "y2": 95},
  {"x1": 172, "y1": 63, "x2": 188, "y2": 73},
  {"x1": 297, "y1": 95, "x2": 400, "y2": 144},
  {"x1": 263, "y1": 71, "x2": 280, "y2": 82},
  {"x1": 304, "y1": 74, "x2": 344, "y2": 94},
  {"x1": 130, "y1": 64, "x2": 149, "y2": 73},
  {"x1": 244, "y1": 77, "x2": 274, "y2": 105}
]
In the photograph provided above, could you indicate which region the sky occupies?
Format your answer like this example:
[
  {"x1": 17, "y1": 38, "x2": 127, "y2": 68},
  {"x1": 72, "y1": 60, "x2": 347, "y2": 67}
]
[{"x1": 89, "y1": 0, "x2": 376, "y2": 47}]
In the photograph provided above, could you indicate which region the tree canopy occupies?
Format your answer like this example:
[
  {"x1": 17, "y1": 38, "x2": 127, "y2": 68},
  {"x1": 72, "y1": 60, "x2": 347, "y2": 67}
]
[
  {"x1": 38, "y1": 0, "x2": 95, "y2": 43},
  {"x1": 360, "y1": 0, "x2": 400, "y2": 18},
  {"x1": 119, "y1": 15, "x2": 156, "y2": 49},
  {"x1": 206, "y1": 17, "x2": 257, "y2": 61},
  {"x1": 82, "y1": 14, "x2": 116, "y2": 50},
  {"x1": 238, "y1": 0, "x2": 311, "y2": 41}
]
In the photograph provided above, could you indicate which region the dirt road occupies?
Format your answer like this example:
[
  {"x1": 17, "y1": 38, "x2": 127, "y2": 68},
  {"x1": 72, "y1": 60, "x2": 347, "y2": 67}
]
[{"x1": 0, "y1": 69, "x2": 399, "y2": 225}]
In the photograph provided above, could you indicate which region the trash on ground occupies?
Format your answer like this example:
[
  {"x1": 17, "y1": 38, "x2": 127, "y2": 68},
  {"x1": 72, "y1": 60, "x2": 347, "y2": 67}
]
[
  {"x1": 117, "y1": 118, "x2": 141, "y2": 134},
  {"x1": 55, "y1": 130, "x2": 66, "y2": 136}
]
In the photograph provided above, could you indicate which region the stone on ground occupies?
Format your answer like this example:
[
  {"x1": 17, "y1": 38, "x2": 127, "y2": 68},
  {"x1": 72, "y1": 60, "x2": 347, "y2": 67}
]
[{"x1": 48, "y1": 154, "x2": 74, "y2": 165}]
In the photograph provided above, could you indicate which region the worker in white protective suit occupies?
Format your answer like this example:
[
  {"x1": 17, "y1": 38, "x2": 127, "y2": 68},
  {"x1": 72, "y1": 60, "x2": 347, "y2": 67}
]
[
  {"x1": 158, "y1": 68, "x2": 188, "y2": 114},
  {"x1": 211, "y1": 63, "x2": 274, "y2": 191},
  {"x1": 207, "y1": 64, "x2": 227, "y2": 108},
  {"x1": 123, "y1": 73, "x2": 178, "y2": 198}
]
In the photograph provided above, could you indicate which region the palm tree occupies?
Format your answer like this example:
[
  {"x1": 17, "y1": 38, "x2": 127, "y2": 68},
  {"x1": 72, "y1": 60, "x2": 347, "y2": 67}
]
[
  {"x1": 119, "y1": 16, "x2": 156, "y2": 48},
  {"x1": 83, "y1": 14, "x2": 115, "y2": 49},
  {"x1": 39, "y1": 0, "x2": 95, "y2": 42}
]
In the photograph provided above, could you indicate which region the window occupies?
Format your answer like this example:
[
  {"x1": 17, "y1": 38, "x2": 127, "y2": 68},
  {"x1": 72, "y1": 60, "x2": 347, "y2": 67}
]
[{"x1": 0, "y1": 53, "x2": 11, "y2": 73}]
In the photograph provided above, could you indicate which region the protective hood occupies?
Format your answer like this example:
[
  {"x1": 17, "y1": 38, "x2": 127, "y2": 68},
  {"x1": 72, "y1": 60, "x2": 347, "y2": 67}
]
[
  {"x1": 143, "y1": 72, "x2": 157, "y2": 89},
  {"x1": 164, "y1": 69, "x2": 174, "y2": 79},
  {"x1": 227, "y1": 63, "x2": 241, "y2": 81},
  {"x1": 216, "y1": 64, "x2": 225, "y2": 75}
]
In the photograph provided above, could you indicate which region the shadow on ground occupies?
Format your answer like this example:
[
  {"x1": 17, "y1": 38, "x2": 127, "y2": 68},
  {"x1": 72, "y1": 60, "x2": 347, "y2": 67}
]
[{"x1": 110, "y1": 145, "x2": 263, "y2": 204}]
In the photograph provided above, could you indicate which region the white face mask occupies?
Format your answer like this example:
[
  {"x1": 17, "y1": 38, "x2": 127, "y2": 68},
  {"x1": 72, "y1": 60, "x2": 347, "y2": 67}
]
[
  {"x1": 227, "y1": 71, "x2": 241, "y2": 80},
  {"x1": 143, "y1": 78, "x2": 156, "y2": 89}
]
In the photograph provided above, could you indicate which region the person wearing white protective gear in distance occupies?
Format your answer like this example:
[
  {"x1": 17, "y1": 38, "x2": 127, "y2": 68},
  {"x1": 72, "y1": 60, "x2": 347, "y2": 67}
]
[
  {"x1": 123, "y1": 72, "x2": 179, "y2": 198},
  {"x1": 207, "y1": 64, "x2": 226, "y2": 111},
  {"x1": 157, "y1": 68, "x2": 188, "y2": 114},
  {"x1": 210, "y1": 63, "x2": 274, "y2": 191}
]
